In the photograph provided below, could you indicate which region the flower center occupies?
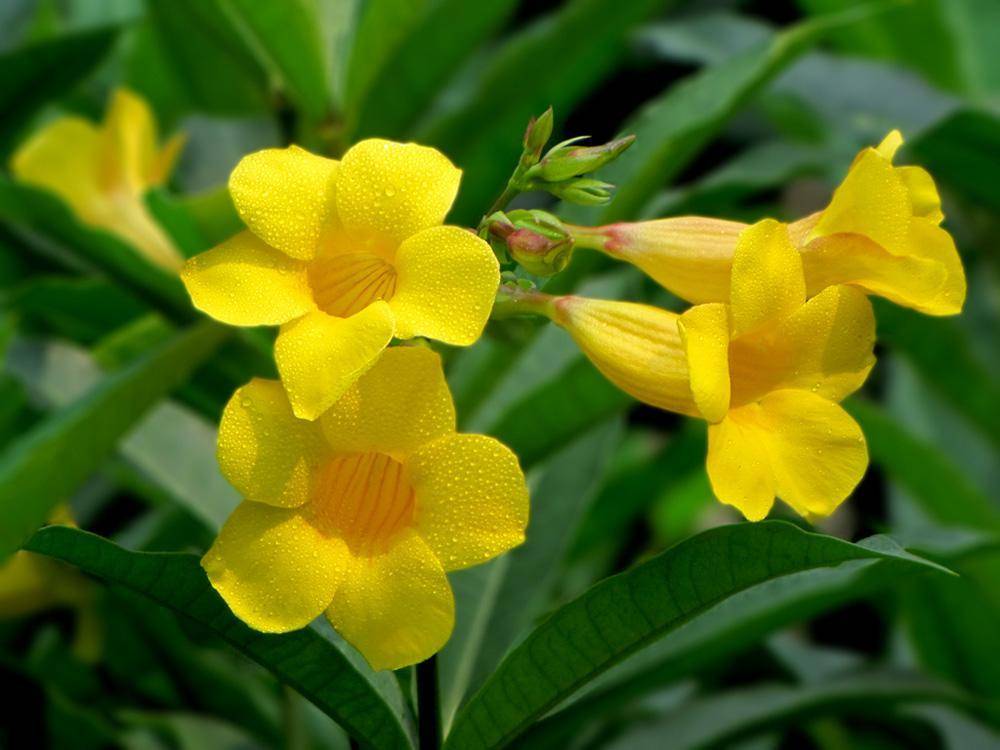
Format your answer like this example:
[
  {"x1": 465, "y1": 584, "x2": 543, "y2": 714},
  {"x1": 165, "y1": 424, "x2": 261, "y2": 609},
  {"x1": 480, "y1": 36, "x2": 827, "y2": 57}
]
[
  {"x1": 308, "y1": 452, "x2": 415, "y2": 555},
  {"x1": 307, "y1": 251, "x2": 398, "y2": 318}
]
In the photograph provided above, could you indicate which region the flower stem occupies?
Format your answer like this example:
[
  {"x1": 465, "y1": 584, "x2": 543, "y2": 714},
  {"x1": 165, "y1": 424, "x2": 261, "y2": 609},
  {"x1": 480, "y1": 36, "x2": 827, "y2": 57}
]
[{"x1": 416, "y1": 656, "x2": 442, "y2": 750}]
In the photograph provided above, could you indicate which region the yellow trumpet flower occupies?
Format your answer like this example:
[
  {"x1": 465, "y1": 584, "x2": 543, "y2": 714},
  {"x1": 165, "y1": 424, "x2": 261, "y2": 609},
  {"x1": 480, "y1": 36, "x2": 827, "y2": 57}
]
[
  {"x1": 572, "y1": 131, "x2": 965, "y2": 316},
  {"x1": 204, "y1": 346, "x2": 528, "y2": 670},
  {"x1": 11, "y1": 88, "x2": 185, "y2": 272},
  {"x1": 181, "y1": 140, "x2": 500, "y2": 420},
  {"x1": 536, "y1": 219, "x2": 874, "y2": 521}
]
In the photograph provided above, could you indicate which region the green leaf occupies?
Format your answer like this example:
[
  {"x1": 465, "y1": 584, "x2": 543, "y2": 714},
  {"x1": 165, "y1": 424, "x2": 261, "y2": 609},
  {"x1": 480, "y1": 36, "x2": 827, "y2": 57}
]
[
  {"x1": 604, "y1": 672, "x2": 974, "y2": 750},
  {"x1": 24, "y1": 525, "x2": 414, "y2": 750},
  {"x1": 438, "y1": 419, "x2": 623, "y2": 729},
  {"x1": 847, "y1": 398, "x2": 999, "y2": 530},
  {"x1": 0, "y1": 321, "x2": 226, "y2": 557},
  {"x1": 0, "y1": 25, "x2": 119, "y2": 154},
  {"x1": 213, "y1": 0, "x2": 332, "y2": 121},
  {"x1": 445, "y1": 521, "x2": 954, "y2": 750},
  {"x1": 0, "y1": 177, "x2": 192, "y2": 320},
  {"x1": 5, "y1": 336, "x2": 239, "y2": 531},
  {"x1": 138, "y1": 0, "x2": 271, "y2": 118},
  {"x1": 350, "y1": 0, "x2": 520, "y2": 139},
  {"x1": 417, "y1": 0, "x2": 668, "y2": 223},
  {"x1": 875, "y1": 299, "x2": 1000, "y2": 448},
  {"x1": 340, "y1": 0, "x2": 432, "y2": 119},
  {"x1": 911, "y1": 108, "x2": 1000, "y2": 213},
  {"x1": 583, "y1": 5, "x2": 880, "y2": 223},
  {"x1": 519, "y1": 526, "x2": 992, "y2": 749}
]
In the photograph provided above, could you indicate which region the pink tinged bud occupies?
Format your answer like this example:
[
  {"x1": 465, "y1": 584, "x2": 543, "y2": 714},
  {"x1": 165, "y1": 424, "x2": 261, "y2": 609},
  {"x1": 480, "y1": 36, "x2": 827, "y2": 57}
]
[{"x1": 523, "y1": 107, "x2": 554, "y2": 160}]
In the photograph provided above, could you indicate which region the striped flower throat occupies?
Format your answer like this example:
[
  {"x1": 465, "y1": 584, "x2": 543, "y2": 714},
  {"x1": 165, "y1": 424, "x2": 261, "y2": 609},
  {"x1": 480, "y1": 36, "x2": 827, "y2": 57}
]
[{"x1": 307, "y1": 452, "x2": 416, "y2": 556}]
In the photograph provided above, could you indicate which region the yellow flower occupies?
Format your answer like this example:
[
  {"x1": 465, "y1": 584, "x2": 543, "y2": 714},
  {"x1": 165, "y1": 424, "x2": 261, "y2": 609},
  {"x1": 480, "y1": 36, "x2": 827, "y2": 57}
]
[
  {"x1": 0, "y1": 507, "x2": 101, "y2": 661},
  {"x1": 11, "y1": 88, "x2": 185, "y2": 272},
  {"x1": 547, "y1": 219, "x2": 874, "y2": 521},
  {"x1": 181, "y1": 140, "x2": 500, "y2": 420},
  {"x1": 572, "y1": 131, "x2": 965, "y2": 316},
  {"x1": 203, "y1": 346, "x2": 528, "y2": 670}
]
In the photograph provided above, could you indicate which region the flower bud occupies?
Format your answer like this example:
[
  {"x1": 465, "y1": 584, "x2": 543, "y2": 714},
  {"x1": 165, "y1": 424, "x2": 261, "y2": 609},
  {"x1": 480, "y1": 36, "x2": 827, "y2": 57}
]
[
  {"x1": 530, "y1": 134, "x2": 635, "y2": 182},
  {"x1": 488, "y1": 209, "x2": 574, "y2": 276},
  {"x1": 547, "y1": 178, "x2": 614, "y2": 206},
  {"x1": 522, "y1": 107, "x2": 554, "y2": 161}
]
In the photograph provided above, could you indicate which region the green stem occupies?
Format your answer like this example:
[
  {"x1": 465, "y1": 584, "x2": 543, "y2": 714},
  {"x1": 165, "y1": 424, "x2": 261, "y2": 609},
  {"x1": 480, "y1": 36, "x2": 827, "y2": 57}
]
[
  {"x1": 417, "y1": 656, "x2": 442, "y2": 750},
  {"x1": 491, "y1": 284, "x2": 557, "y2": 321}
]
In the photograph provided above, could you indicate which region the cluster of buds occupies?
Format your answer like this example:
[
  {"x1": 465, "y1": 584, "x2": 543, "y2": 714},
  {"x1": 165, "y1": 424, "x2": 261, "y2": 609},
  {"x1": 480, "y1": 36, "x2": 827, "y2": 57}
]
[
  {"x1": 485, "y1": 208, "x2": 573, "y2": 276},
  {"x1": 518, "y1": 108, "x2": 634, "y2": 207}
]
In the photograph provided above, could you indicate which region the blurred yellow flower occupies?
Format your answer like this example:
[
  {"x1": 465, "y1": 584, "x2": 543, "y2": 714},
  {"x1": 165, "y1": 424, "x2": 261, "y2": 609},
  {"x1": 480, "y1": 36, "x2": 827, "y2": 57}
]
[
  {"x1": 0, "y1": 507, "x2": 101, "y2": 661},
  {"x1": 181, "y1": 140, "x2": 500, "y2": 420},
  {"x1": 11, "y1": 88, "x2": 185, "y2": 272},
  {"x1": 573, "y1": 131, "x2": 965, "y2": 316},
  {"x1": 548, "y1": 219, "x2": 874, "y2": 521},
  {"x1": 203, "y1": 346, "x2": 528, "y2": 670}
]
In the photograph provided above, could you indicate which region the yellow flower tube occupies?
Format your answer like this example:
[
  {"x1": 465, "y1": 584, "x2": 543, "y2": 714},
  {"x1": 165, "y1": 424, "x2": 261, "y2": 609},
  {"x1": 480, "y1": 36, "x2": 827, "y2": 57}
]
[
  {"x1": 537, "y1": 219, "x2": 874, "y2": 522},
  {"x1": 181, "y1": 140, "x2": 500, "y2": 420},
  {"x1": 11, "y1": 88, "x2": 185, "y2": 272},
  {"x1": 204, "y1": 346, "x2": 529, "y2": 670},
  {"x1": 571, "y1": 131, "x2": 965, "y2": 316}
]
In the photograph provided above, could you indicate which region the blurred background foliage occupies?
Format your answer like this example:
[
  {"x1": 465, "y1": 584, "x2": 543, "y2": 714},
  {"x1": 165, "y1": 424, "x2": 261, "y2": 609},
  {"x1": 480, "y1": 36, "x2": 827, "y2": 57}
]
[{"x1": 0, "y1": 0, "x2": 998, "y2": 748}]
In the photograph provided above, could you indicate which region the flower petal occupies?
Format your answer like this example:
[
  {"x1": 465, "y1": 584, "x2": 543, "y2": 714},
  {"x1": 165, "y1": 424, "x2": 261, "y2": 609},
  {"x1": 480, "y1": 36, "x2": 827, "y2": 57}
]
[
  {"x1": 897, "y1": 165, "x2": 943, "y2": 224},
  {"x1": 757, "y1": 390, "x2": 868, "y2": 517},
  {"x1": 275, "y1": 303, "x2": 395, "y2": 421},
  {"x1": 389, "y1": 225, "x2": 499, "y2": 344},
  {"x1": 810, "y1": 148, "x2": 912, "y2": 257},
  {"x1": 11, "y1": 116, "x2": 102, "y2": 218},
  {"x1": 335, "y1": 139, "x2": 461, "y2": 247},
  {"x1": 678, "y1": 303, "x2": 730, "y2": 423},
  {"x1": 729, "y1": 285, "x2": 875, "y2": 404},
  {"x1": 102, "y1": 88, "x2": 160, "y2": 194},
  {"x1": 706, "y1": 410, "x2": 775, "y2": 522},
  {"x1": 180, "y1": 231, "x2": 314, "y2": 326},
  {"x1": 325, "y1": 531, "x2": 454, "y2": 671},
  {"x1": 706, "y1": 390, "x2": 867, "y2": 521},
  {"x1": 408, "y1": 434, "x2": 528, "y2": 571},
  {"x1": 203, "y1": 502, "x2": 347, "y2": 632},
  {"x1": 730, "y1": 219, "x2": 805, "y2": 337},
  {"x1": 230, "y1": 146, "x2": 339, "y2": 261},
  {"x1": 218, "y1": 379, "x2": 327, "y2": 508},
  {"x1": 320, "y1": 346, "x2": 455, "y2": 457},
  {"x1": 552, "y1": 296, "x2": 698, "y2": 417}
]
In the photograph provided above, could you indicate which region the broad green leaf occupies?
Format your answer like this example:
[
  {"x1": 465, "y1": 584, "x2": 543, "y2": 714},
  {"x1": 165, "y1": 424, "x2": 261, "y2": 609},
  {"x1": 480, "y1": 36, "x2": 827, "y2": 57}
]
[
  {"x1": 25, "y1": 525, "x2": 414, "y2": 750},
  {"x1": 217, "y1": 0, "x2": 332, "y2": 121},
  {"x1": 439, "y1": 419, "x2": 623, "y2": 729},
  {"x1": 350, "y1": 0, "x2": 520, "y2": 139},
  {"x1": 847, "y1": 398, "x2": 999, "y2": 530},
  {"x1": 490, "y1": 357, "x2": 630, "y2": 469},
  {"x1": 6, "y1": 336, "x2": 239, "y2": 531},
  {"x1": 0, "y1": 321, "x2": 226, "y2": 557},
  {"x1": 340, "y1": 0, "x2": 431, "y2": 119},
  {"x1": 903, "y1": 553, "x2": 1000, "y2": 699},
  {"x1": 875, "y1": 299, "x2": 1000, "y2": 448},
  {"x1": 518, "y1": 526, "x2": 992, "y2": 749},
  {"x1": 138, "y1": 0, "x2": 270, "y2": 118},
  {"x1": 572, "y1": 421, "x2": 705, "y2": 558},
  {"x1": 7, "y1": 276, "x2": 146, "y2": 345},
  {"x1": 0, "y1": 177, "x2": 191, "y2": 320},
  {"x1": 417, "y1": 0, "x2": 669, "y2": 223},
  {"x1": 445, "y1": 521, "x2": 954, "y2": 750},
  {"x1": 0, "y1": 25, "x2": 119, "y2": 154},
  {"x1": 604, "y1": 672, "x2": 973, "y2": 750},
  {"x1": 582, "y1": 5, "x2": 880, "y2": 223},
  {"x1": 911, "y1": 108, "x2": 1000, "y2": 212}
]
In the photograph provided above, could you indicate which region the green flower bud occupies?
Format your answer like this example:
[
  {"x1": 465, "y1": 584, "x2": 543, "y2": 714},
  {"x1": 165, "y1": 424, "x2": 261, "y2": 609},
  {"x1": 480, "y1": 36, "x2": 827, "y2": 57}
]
[
  {"x1": 547, "y1": 178, "x2": 614, "y2": 206},
  {"x1": 522, "y1": 107, "x2": 554, "y2": 161},
  {"x1": 529, "y1": 134, "x2": 634, "y2": 182},
  {"x1": 488, "y1": 209, "x2": 574, "y2": 276}
]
